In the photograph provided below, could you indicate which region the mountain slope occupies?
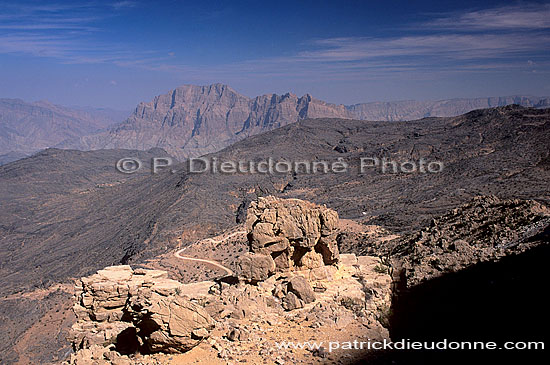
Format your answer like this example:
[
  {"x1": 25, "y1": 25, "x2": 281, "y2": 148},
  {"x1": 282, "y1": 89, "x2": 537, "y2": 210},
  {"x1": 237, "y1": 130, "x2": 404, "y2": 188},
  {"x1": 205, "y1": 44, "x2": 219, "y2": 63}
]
[
  {"x1": 1, "y1": 105, "x2": 548, "y2": 294},
  {"x1": 1, "y1": 105, "x2": 549, "y2": 363},
  {"x1": 0, "y1": 98, "x2": 128, "y2": 162}
]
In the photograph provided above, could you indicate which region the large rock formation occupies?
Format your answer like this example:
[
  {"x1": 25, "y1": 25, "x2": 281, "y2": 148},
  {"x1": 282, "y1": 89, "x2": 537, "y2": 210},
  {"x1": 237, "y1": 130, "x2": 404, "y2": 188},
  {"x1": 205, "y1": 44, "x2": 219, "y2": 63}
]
[
  {"x1": 62, "y1": 84, "x2": 352, "y2": 160},
  {"x1": 68, "y1": 252, "x2": 393, "y2": 364},
  {"x1": 70, "y1": 266, "x2": 215, "y2": 356},
  {"x1": 245, "y1": 196, "x2": 340, "y2": 272},
  {"x1": 58, "y1": 85, "x2": 550, "y2": 161}
]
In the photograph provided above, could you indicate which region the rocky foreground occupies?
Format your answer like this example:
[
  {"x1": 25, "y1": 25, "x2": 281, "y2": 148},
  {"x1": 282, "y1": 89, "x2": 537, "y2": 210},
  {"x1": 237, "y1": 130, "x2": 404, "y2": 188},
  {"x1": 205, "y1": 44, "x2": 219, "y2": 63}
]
[
  {"x1": 67, "y1": 198, "x2": 392, "y2": 364},
  {"x1": 60, "y1": 194, "x2": 550, "y2": 364},
  {"x1": 64, "y1": 195, "x2": 550, "y2": 364},
  {"x1": 394, "y1": 195, "x2": 550, "y2": 288}
]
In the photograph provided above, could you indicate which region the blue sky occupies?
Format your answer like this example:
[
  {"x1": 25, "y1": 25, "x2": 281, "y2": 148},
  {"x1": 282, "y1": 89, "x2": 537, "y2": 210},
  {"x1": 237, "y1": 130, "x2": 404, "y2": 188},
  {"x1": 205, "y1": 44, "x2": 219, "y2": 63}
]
[{"x1": 0, "y1": 0, "x2": 549, "y2": 109}]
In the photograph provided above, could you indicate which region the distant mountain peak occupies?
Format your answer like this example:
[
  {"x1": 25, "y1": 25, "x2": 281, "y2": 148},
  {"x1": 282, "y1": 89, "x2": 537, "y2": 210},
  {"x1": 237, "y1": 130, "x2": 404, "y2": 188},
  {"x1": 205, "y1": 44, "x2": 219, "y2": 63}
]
[
  {"x1": 56, "y1": 86, "x2": 550, "y2": 160},
  {"x1": 74, "y1": 84, "x2": 352, "y2": 159},
  {"x1": 4, "y1": 87, "x2": 549, "y2": 164}
]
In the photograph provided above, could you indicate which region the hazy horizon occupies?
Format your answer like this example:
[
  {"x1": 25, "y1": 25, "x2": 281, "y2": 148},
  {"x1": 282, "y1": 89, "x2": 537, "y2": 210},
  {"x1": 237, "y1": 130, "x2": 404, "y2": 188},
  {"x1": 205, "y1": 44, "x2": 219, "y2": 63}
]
[{"x1": 2, "y1": 84, "x2": 550, "y2": 112}]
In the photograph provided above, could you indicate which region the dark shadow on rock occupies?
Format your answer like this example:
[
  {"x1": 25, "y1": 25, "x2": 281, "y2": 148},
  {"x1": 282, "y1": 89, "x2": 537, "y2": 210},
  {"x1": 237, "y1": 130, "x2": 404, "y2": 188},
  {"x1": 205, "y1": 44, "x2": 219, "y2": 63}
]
[
  {"x1": 352, "y1": 242, "x2": 549, "y2": 364},
  {"x1": 115, "y1": 327, "x2": 139, "y2": 355},
  {"x1": 217, "y1": 275, "x2": 240, "y2": 285}
]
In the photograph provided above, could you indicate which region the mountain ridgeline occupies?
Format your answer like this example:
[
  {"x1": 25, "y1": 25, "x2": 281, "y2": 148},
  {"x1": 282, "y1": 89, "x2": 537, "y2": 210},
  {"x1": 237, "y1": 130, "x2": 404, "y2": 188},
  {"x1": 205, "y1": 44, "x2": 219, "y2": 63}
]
[
  {"x1": 59, "y1": 84, "x2": 550, "y2": 160},
  {"x1": 0, "y1": 98, "x2": 128, "y2": 164},
  {"x1": 60, "y1": 84, "x2": 351, "y2": 160},
  {"x1": 0, "y1": 105, "x2": 549, "y2": 363},
  {"x1": 2, "y1": 85, "x2": 549, "y2": 163}
]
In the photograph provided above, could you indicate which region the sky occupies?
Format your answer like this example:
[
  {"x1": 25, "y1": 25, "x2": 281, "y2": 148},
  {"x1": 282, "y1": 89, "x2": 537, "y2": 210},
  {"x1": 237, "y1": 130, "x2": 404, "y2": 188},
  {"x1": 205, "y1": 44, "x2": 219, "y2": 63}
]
[{"x1": 0, "y1": 0, "x2": 549, "y2": 109}]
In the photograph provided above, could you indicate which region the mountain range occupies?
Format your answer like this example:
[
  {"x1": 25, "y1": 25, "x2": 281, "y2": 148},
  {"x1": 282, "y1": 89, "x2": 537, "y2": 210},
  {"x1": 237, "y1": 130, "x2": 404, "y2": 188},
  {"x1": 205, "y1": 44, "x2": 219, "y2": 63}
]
[
  {"x1": 62, "y1": 85, "x2": 550, "y2": 160},
  {"x1": 0, "y1": 105, "x2": 549, "y2": 362},
  {"x1": 2, "y1": 85, "x2": 549, "y2": 163},
  {"x1": 0, "y1": 99, "x2": 128, "y2": 164},
  {"x1": 3, "y1": 105, "x2": 548, "y2": 296}
]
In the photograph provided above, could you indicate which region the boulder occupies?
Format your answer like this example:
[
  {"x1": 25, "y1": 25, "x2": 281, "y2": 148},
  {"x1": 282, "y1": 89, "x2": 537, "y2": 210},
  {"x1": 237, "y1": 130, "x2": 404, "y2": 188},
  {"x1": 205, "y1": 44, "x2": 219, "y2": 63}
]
[
  {"x1": 236, "y1": 252, "x2": 276, "y2": 282},
  {"x1": 282, "y1": 292, "x2": 303, "y2": 311},
  {"x1": 287, "y1": 275, "x2": 316, "y2": 304},
  {"x1": 275, "y1": 275, "x2": 317, "y2": 311},
  {"x1": 246, "y1": 197, "x2": 340, "y2": 271},
  {"x1": 126, "y1": 291, "x2": 215, "y2": 353}
]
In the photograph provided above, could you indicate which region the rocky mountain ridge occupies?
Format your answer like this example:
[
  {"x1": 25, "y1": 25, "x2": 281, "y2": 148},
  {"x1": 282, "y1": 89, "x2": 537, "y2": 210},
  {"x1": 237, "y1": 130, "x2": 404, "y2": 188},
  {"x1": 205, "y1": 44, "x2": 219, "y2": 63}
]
[
  {"x1": 3, "y1": 86, "x2": 549, "y2": 164},
  {"x1": 61, "y1": 84, "x2": 352, "y2": 160},
  {"x1": 60, "y1": 84, "x2": 550, "y2": 160}
]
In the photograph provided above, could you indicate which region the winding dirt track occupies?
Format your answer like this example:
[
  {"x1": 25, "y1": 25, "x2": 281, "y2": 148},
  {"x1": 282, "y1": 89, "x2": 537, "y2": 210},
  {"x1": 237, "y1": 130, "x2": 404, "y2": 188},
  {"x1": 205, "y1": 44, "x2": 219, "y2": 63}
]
[
  {"x1": 173, "y1": 230, "x2": 246, "y2": 276},
  {"x1": 171, "y1": 200, "x2": 309, "y2": 277}
]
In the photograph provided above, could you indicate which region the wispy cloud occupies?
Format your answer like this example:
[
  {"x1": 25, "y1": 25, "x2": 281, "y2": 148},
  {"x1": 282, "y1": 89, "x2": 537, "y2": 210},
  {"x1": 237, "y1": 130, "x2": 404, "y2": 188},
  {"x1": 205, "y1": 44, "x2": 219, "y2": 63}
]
[
  {"x1": 0, "y1": 1, "x2": 548, "y2": 82},
  {"x1": 220, "y1": 3, "x2": 550, "y2": 79},
  {"x1": 0, "y1": 1, "x2": 166, "y2": 67},
  {"x1": 425, "y1": 3, "x2": 550, "y2": 30},
  {"x1": 296, "y1": 33, "x2": 549, "y2": 62},
  {"x1": 111, "y1": 1, "x2": 137, "y2": 10},
  {"x1": 0, "y1": 23, "x2": 98, "y2": 31}
]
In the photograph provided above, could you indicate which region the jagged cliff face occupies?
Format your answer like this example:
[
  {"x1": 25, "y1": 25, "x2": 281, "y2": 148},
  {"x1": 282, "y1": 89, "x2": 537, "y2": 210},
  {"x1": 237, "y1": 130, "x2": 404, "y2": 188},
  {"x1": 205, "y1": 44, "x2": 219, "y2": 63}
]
[
  {"x1": 4, "y1": 86, "x2": 549, "y2": 163},
  {"x1": 67, "y1": 84, "x2": 352, "y2": 160}
]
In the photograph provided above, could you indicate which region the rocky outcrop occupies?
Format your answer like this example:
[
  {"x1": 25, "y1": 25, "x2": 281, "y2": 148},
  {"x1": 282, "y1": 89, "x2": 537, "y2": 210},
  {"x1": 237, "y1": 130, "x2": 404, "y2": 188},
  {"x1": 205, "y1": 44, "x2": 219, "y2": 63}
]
[
  {"x1": 69, "y1": 266, "x2": 214, "y2": 358},
  {"x1": 395, "y1": 196, "x2": 550, "y2": 287},
  {"x1": 207, "y1": 252, "x2": 393, "y2": 362},
  {"x1": 245, "y1": 196, "x2": 340, "y2": 272},
  {"x1": 68, "y1": 252, "x2": 393, "y2": 364}
]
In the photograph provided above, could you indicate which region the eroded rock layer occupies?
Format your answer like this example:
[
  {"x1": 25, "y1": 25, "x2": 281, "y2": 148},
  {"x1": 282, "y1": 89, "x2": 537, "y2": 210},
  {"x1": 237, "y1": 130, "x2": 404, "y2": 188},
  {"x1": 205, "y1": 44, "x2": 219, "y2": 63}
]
[
  {"x1": 70, "y1": 266, "x2": 215, "y2": 356},
  {"x1": 245, "y1": 197, "x2": 340, "y2": 272}
]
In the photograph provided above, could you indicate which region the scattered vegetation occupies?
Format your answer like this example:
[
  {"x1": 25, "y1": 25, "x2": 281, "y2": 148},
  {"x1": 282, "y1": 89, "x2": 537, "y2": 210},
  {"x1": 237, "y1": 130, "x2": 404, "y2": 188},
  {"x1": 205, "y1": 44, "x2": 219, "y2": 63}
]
[
  {"x1": 376, "y1": 305, "x2": 392, "y2": 329},
  {"x1": 374, "y1": 255, "x2": 393, "y2": 275},
  {"x1": 340, "y1": 297, "x2": 365, "y2": 317}
]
